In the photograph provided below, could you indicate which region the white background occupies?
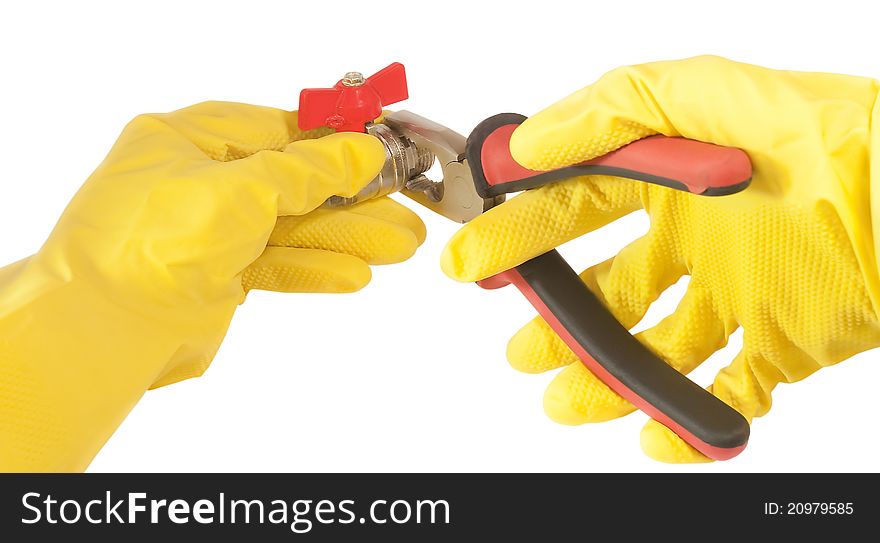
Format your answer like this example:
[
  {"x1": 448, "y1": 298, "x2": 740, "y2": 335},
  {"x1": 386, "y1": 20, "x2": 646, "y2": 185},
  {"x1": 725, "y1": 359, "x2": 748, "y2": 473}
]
[{"x1": 1, "y1": 0, "x2": 879, "y2": 472}]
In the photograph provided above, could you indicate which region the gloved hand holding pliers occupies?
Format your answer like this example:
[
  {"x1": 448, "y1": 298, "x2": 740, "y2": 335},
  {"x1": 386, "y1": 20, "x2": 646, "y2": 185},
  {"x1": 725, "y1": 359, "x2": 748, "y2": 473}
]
[{"x1": 441, "y1": 56, "x2": 880, "y2": 462}]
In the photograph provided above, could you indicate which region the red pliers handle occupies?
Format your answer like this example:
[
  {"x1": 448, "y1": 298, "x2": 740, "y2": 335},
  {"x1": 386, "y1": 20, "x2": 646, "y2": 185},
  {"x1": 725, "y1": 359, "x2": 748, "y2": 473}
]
[{"x1": 468, "y1": 114, "x2": 752, "y2": 460}]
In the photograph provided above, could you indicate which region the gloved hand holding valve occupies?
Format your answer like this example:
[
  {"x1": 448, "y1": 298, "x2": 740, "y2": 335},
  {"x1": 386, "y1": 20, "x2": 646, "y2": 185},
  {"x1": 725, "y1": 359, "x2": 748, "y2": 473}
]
[{"x1": 0, "y1": 101, "x2": 426, "y2": 471}]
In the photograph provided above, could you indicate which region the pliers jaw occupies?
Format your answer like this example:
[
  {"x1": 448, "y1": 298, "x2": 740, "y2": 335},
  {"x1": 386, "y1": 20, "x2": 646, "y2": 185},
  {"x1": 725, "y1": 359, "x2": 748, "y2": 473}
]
[{"x1": 383, "y1": 110, "x2": 505, "y2": 223}]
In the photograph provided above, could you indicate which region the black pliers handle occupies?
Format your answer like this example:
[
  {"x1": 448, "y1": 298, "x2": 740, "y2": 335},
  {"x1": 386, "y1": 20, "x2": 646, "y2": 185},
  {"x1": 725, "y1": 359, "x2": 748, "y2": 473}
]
[{"x1": 467, "y1": 114, "x2": 752, "y2": 460}]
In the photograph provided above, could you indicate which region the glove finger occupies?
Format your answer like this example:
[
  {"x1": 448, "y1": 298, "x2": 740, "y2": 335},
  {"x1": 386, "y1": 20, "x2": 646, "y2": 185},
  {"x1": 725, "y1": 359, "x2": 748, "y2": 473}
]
[
  {"x1": 441, "y1": 176, "x2": 642, "y2": 282},
  {"x1": 510, "y1": 55, "x2": 875, "y2": 170},
  {"x1": 149, "y1": 102, "x2": 333, "y2": 161},
  {"x1": 635, "y1": 283, "x2": 736, "y2": 374},
  {"x1": 543, "y1": 362, "x2": 635, "y2": 425},
  {"x1": 241, "y1": 246, "x2": 371, "y2": 294},
  {"x1": 712, "y1": 346, "x2": 786, "y2": 423},
  {"x1": 268, "y1": 197, "x2": 425, "y2": 264},
  {"x1": 640, "y1": 419, "x2": 713, "y2": 464},
  {"x1": 584, "y1": 230, "x2": 687, "y2": 328},
  {"x1": 507, "y1": 315, "x2": 576, "y2": 374},
  {"x1": 542, "y1": 284, "x2": 733, "y2": 425},
  {"x1": 134, "y1": 132, "x2": 383, "y2": 288},
  {"x1": 215, "y1": 132, "x2": 386, "y2": 217},
  {"x1": 345, "y1": 197, "x2": 427, "y2": 246}
]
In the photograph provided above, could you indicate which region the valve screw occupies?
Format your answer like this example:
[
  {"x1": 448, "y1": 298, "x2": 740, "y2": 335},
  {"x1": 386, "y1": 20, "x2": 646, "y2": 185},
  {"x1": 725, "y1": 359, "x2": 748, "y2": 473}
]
[{"x1": 341, "y1": 71, "x2": 365, "y2": 87}]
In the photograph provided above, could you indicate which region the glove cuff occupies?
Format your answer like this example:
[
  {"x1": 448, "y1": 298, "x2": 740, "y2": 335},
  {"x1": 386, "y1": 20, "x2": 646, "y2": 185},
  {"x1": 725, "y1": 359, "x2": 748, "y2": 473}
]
[{"x1": 0, "y1": 257, "x2": 207, "y2": 471}]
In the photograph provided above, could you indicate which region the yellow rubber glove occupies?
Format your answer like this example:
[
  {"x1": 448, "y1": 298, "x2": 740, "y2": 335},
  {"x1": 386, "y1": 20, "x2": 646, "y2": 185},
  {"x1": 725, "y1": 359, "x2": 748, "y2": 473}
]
[
  {"x1": 441, "y1": 56, "x2": 880, "y2": 463},
  {"x1": 0, "y1": 101, "x2": 425, "y2": 472}
]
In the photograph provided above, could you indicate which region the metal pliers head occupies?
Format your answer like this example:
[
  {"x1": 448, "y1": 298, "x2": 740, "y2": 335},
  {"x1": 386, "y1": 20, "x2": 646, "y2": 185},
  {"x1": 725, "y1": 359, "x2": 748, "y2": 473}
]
[{"x1": 383, "y1": 111, "x2": 505, "y2": 223}]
